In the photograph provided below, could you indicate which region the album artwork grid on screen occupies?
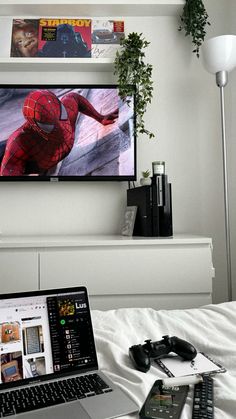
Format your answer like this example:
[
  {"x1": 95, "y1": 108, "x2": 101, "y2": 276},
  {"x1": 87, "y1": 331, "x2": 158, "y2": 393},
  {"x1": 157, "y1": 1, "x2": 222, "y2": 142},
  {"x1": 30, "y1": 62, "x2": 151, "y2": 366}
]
[
  {"x1": 0, "y1": 291, "x2": 96, "y2": 385},
  {"x1": 0, "y1": 86, "x2": 136, "y2": 180}
]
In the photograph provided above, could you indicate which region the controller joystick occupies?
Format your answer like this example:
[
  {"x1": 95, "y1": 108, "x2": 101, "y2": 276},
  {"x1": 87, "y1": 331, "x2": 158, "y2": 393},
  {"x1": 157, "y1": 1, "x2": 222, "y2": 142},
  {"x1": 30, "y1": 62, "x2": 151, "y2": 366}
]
[{"x1": 129, "y1": 335, "x2": 197, "y2": 372}]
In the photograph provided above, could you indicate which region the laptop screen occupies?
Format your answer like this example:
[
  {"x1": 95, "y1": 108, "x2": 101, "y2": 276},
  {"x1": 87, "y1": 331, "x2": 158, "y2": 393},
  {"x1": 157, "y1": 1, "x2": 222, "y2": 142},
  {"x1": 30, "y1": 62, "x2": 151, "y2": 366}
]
[{"x1": 0, "y1": 287, "x2": 98, "y2": 389}]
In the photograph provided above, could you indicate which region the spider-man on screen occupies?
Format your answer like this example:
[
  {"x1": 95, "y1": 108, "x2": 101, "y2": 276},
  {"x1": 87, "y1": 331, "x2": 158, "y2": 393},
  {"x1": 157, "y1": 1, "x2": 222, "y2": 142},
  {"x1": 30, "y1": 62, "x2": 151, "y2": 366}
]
[{"x1": 0, "y1": 89, "x2": 118, "y2": 176}]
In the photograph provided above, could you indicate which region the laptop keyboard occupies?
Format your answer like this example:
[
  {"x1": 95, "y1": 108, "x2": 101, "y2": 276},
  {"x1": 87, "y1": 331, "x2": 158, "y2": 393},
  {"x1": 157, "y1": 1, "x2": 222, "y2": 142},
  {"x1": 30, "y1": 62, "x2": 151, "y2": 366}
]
[{"x1": 0, "y1": 373, "x2": 113, "y2": 417}]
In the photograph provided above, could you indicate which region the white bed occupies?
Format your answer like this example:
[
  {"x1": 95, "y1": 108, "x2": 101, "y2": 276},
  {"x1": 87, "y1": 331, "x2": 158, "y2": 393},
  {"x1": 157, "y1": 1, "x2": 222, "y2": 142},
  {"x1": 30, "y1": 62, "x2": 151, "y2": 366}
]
[{"x1": 92, "y1": 301, "x2": 236, "y2": 419}]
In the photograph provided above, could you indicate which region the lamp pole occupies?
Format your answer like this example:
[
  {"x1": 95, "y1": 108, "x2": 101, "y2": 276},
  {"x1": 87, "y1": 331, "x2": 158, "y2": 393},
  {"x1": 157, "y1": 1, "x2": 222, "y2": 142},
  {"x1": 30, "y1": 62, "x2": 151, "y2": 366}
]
[
  {"x1": 216, "y1": 70, "x2": 232, "y2": 301},
  {"x1": 201, "y1": 35, "x2": 236, "y2": 302}
]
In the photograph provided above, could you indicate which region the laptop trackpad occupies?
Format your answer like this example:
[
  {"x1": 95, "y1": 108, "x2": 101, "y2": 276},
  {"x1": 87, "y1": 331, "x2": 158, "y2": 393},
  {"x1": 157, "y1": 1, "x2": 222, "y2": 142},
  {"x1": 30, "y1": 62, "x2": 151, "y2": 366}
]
[{"x1": 18, "y1": 401, "x2": 90, "y2": 419}]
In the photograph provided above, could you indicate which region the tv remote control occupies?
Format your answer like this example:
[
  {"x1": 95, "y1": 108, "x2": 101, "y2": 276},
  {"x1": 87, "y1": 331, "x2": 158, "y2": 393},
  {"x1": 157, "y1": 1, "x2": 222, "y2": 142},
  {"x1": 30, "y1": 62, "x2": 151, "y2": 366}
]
[{"x1": 192, "y1": 375, "x2": 214, "y2": 419}]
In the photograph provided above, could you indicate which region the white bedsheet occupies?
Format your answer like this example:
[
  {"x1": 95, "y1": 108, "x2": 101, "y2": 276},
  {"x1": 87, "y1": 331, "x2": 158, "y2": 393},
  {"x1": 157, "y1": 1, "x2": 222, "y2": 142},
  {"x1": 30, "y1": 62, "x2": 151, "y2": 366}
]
[{"x1": 91, "y1": 301, "x2": 236, "y2": 419}]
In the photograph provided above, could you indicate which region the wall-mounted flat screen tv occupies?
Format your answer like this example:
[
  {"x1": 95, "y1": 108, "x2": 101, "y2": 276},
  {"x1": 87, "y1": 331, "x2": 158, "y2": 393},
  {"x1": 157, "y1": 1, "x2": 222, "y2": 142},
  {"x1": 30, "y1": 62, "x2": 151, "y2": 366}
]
[{"x1": 0, "y1": 85, "x2": 136, "y2": 181}]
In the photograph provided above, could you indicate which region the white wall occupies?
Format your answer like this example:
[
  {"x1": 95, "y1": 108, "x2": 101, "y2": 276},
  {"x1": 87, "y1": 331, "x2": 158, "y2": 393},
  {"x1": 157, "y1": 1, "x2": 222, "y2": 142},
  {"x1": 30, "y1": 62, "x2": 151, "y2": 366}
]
[
  {"x1": 228, "y1": 0, "x2": 236, "y2": 299},
  {"x1": 0, "y1": 1, "x2": 235, "y2": 303}
]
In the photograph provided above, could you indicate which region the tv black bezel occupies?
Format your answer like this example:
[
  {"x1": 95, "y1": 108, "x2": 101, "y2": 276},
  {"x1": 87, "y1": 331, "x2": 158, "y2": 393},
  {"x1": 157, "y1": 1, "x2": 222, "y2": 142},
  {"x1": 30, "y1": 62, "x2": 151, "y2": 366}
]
[{"x1": 0, "y1": 84, "x2": 137, "y2": 182}]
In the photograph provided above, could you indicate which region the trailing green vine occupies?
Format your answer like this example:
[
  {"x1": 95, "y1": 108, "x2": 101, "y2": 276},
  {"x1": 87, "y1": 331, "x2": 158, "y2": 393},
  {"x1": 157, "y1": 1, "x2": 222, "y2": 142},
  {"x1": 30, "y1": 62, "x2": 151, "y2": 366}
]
[
  {"x1": 114, "y1": 32, "x2": 154, "y2": 139},
  {"x1": 179, "y1": 0, "x2": 211, "y2": 57}
]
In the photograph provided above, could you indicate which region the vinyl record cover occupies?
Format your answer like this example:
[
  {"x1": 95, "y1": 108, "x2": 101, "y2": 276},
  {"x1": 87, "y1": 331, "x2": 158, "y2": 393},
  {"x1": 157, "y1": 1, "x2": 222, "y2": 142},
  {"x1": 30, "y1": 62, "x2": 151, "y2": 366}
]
[
  {"x1": 92, "y1": 19, "x2": 124, "y2": 58},
  {"x1": 10, "y1": 19, "x2": 40, "y2": 57},
  {"x1": 37, "y1": 18, "x2": 91, "y2": 58}
]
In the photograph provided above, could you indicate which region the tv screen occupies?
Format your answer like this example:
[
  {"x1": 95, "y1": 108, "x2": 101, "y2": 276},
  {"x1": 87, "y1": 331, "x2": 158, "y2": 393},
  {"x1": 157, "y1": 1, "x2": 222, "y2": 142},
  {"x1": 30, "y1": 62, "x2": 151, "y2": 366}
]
[{"x1": 0, "y1": 85, "x2": 136, "y2": 181}]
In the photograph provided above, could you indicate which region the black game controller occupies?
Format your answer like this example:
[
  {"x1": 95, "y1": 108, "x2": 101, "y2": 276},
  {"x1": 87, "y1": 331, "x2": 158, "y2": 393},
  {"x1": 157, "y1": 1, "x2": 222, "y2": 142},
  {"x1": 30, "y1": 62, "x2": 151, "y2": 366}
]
[{"x1": 129, "y1": 335, "x2": 197, "y2": 372}]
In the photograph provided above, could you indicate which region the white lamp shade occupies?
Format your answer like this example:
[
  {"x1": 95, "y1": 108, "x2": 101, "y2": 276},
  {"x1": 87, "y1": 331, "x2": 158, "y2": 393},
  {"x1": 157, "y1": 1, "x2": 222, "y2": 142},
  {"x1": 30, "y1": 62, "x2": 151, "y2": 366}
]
[{"x1": 201, "y1": 35, "x2": 236, "y2": 74}]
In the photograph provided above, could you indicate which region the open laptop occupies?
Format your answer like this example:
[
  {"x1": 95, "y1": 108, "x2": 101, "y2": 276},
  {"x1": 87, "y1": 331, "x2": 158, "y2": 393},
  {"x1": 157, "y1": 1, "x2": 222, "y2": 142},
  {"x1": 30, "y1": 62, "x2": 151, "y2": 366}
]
[{"x1": 0, "y1": 286, "x2": 138, "y2": 418}]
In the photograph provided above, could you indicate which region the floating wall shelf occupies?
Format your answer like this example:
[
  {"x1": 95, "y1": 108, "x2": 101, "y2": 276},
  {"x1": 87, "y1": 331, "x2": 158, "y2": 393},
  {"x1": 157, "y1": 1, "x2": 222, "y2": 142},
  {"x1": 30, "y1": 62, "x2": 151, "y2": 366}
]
[
  {"x1": 0, "y1": 0, "x2": 184, "y2": 72},
  {"x1": 0, "y1": 57, "x2": 114, "y2": 72}
]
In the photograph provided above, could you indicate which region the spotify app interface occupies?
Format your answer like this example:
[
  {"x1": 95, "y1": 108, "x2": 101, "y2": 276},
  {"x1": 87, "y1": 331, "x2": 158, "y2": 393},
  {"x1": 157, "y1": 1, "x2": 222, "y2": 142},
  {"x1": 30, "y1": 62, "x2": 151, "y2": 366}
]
[{"x1": 47, "y1": 292, "x2": 96, "y2": 373}]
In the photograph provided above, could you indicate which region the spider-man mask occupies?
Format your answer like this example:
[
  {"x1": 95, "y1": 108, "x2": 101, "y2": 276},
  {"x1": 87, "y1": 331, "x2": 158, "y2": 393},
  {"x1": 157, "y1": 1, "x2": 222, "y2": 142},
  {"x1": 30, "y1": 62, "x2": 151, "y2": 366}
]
[{"x1": 23, "y1": 89, "x2": 72, "y2": 141}]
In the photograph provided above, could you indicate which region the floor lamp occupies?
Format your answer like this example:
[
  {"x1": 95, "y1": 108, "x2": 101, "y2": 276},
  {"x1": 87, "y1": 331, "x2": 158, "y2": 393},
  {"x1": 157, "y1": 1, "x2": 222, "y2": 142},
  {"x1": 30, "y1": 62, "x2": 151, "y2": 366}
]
[{"x1": 201, "y1": 35, "x2": 236, "y2": 302}]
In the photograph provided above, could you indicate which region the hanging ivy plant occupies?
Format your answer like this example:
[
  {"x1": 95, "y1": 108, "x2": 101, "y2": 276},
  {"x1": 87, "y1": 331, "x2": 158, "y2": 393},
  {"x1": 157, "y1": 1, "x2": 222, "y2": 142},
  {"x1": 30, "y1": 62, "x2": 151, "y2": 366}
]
[
  {"x1": 178, "y1": 0, "x2": 211, "y2": 57},
  {"x1": 114, "y1": 32, "x2": 154, "y2": 139}
]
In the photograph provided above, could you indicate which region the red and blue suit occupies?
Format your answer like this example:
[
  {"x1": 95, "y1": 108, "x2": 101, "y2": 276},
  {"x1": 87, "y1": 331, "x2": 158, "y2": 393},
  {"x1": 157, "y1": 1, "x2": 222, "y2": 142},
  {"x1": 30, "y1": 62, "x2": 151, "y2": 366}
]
[{"x1": 0, "y1": 90, "x2": 118, "y2": 175}]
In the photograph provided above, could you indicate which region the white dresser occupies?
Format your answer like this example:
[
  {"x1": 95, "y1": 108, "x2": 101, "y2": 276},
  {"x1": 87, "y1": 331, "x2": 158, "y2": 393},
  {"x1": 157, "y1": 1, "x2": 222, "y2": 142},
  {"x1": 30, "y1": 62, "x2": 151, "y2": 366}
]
[{"x1": 0, "y1": 234, "x2": 214, "y2": 310}]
